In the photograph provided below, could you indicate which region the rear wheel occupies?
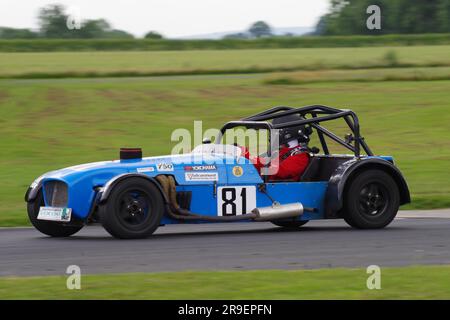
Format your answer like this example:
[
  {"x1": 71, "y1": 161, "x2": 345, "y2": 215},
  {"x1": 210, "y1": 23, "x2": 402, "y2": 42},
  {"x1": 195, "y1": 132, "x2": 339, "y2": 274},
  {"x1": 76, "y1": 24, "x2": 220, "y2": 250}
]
[
  {"x1": 343, "y1": 169, "x2": 399, "y2": 229},
  {"x1": 271, "y1": 220, "x2": 308, "y2": 229},
  {"x1": 27, "y1": 190, "x2": 83, "y2": 237},
  {"x1": 99, "y1": 177, "x2": 164, "y2": 239}
]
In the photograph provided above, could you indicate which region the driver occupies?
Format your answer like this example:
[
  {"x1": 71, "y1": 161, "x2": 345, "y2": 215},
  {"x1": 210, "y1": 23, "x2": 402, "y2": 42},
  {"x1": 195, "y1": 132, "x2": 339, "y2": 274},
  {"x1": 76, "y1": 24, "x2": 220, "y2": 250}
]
[{"x1": 241, "y1": 114, "x2": 311, "y2": 181}]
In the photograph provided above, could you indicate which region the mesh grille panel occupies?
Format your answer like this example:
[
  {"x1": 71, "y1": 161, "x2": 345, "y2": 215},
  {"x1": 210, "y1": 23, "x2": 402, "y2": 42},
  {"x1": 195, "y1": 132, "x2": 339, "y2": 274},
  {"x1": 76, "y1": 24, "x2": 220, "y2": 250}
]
[{"x1": 44, "y1": 181, "x2": 68, "y2": 207}]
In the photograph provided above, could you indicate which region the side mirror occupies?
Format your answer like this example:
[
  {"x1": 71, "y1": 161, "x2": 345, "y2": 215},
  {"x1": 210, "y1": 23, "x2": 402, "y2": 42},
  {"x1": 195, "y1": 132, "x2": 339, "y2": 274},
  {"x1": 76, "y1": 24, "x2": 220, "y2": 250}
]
[
  {"x1": 345, "y1": 133, "x2": 354, "y2": 144},
  {"x1": 304, "y1": 126, "x2": 313, "y2": 136}
]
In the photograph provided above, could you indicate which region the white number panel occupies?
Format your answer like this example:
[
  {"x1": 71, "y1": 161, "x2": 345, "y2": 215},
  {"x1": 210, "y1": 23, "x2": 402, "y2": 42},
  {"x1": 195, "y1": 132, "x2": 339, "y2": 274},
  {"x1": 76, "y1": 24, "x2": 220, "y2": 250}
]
[{"x1": 217, "y1": 186, "x2": 256, "y2": 216}]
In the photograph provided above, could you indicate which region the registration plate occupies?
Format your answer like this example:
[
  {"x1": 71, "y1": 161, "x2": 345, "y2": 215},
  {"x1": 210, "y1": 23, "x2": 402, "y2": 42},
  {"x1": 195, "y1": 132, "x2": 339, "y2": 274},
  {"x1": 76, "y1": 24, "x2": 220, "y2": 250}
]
[{"x1": 37, "y1": 207, "x2": 72, "y2": 222}]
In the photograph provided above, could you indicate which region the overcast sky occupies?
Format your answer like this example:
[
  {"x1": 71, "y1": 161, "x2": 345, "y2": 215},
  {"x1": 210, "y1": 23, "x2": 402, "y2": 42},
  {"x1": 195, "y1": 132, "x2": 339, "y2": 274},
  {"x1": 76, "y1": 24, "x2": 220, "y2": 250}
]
[{"x1": 0, "y1": 0, "x2": 329, "y2": 37}]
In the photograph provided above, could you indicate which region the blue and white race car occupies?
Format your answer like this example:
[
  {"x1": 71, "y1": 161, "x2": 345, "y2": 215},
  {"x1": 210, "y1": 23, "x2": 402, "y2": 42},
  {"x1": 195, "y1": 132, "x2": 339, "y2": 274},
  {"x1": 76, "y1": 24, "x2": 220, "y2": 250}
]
[{"x1": 25, "y1": 105, "x2": 410, "y2": 238}]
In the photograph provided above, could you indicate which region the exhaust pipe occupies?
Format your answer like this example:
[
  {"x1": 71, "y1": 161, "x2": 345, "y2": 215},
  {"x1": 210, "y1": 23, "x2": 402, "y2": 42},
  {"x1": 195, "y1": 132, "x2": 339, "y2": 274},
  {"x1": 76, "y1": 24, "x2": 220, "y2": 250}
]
[
  {"x1": 156, "y1": 174, "x2": 312, "y2": 222},
  {"x1": 252, "y1": 202, "x2": 304, "y2": 221}
]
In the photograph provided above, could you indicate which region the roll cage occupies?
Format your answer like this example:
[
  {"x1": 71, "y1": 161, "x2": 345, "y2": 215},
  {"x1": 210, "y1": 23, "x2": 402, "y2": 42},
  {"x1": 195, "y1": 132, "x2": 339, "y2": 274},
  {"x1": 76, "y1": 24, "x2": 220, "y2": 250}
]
[{"x1": 217, "y1": 105, "x2": 373, "y2": 158}]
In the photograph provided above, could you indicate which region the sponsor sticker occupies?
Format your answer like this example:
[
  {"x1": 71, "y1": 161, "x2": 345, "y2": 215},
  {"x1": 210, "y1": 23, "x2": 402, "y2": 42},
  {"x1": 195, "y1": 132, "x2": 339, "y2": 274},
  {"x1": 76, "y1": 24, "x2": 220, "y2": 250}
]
[
  {"x1": 137, "y1": 167, "x2": 155, "y2": 173},
  {"x1": 232, "y1": 166, "x2": 244, "y2": 177},
  {"x1": 157, "y1": 163, "x2": 174, "y2": 172},
  {"x1": 185, "y1": 172, "x2": 218, "y2": 182},
  {"x1": 184, "y1": 165, "x2": 217, "y2": 171}
]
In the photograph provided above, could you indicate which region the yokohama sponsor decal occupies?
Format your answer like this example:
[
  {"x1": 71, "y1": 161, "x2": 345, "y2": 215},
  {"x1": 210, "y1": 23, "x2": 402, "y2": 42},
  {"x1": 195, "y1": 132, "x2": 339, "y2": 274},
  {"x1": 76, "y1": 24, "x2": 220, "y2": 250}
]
[
  {"x1": 184, "y1": 165, "x2": 217, "y2": 171},
  {"x1": 185, "y1": 172, "x2": 218, "y2": 181}
]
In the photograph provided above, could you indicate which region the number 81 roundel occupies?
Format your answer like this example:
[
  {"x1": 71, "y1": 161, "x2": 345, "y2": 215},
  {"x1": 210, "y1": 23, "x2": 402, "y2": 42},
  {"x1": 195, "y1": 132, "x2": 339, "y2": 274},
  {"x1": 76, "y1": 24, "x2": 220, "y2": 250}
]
[{"x1": 217, "y1": 186, "x2": 257, "y2": 216}]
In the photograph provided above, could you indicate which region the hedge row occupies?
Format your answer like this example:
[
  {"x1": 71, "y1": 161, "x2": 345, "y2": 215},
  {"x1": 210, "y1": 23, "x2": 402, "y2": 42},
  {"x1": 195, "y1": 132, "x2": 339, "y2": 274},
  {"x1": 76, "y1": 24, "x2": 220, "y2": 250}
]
[{"x1": 1, "y1": 33, "x2": 450, "y2": 52}]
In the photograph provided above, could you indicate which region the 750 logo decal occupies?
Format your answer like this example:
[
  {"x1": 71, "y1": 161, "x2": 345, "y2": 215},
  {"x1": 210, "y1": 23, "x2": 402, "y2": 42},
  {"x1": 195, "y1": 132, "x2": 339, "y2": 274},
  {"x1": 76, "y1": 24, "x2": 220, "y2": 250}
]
[{"x1": 157, "y1": 163, "x2": 174, "y2": 172}]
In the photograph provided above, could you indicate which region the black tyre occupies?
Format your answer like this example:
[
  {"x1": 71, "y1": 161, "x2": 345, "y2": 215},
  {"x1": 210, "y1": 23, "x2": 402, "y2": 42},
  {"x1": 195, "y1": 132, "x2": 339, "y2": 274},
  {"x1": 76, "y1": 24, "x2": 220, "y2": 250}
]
[
  {"x1": 271, "y1": 220, "x2": 308, "y2": 229},
  {"x1": 343, "y1": 169, "x2": 400, "y2": 229},
  {"x1": 98, "y1": 177, "x2": 164, "y2": 239},
  {"x1": 27, "y1": 190, "x2": 83, "y2": 237}
]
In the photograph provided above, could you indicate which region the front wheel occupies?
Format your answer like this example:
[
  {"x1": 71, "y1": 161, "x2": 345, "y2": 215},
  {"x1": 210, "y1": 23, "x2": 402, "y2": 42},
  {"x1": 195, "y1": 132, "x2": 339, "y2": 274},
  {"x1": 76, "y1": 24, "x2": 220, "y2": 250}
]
[
  {"x1": 343, "y1": 169, "x2": 400, "y2": 229},
  {"x1": 27, "y1": 190, "x2": 83, "y2": 237},
  {"x1": 98, "y1": 177, "x2": 164, "y2": 239}
]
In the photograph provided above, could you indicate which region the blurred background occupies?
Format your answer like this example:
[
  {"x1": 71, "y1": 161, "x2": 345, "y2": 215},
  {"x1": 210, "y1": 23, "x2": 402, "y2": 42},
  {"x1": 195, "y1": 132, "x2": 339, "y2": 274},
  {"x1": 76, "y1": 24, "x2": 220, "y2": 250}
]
[{"x1": 0, "y1": 0, "x2": 449, "y2": 226}]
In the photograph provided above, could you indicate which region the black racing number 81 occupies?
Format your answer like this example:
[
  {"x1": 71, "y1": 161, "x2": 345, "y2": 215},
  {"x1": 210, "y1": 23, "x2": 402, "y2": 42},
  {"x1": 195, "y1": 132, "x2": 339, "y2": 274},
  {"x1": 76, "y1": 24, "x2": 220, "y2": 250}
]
[{"x1": 221, "y1": 187, "x2": 247, "y2": 216}]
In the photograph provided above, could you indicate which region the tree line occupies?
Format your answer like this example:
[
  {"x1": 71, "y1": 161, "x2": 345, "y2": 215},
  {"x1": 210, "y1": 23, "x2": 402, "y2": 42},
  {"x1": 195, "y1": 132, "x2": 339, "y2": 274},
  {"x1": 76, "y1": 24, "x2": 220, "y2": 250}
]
[
  {"x1": 0, "y1": 4, "x2": 275, "y2": 40},
  {"x1": 1, "y1": 1, "x2": 449, "y2": 40},
  {"x1": 317, "y1": 0, "x2": 450, "y2": 35},
  {"x1": 0, "y1": 4, "x2": 163, "y2": 39},
  {"x1": 224, "y1": 21, "x2": 275, "y2": 39}
]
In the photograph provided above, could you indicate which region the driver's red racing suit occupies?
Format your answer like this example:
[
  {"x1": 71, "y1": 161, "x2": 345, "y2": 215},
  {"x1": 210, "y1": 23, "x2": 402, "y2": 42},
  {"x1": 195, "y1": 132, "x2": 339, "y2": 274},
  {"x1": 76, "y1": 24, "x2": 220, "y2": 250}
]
[{"x1": 242, "y1": 145, "x2": 310, "y2": 181}]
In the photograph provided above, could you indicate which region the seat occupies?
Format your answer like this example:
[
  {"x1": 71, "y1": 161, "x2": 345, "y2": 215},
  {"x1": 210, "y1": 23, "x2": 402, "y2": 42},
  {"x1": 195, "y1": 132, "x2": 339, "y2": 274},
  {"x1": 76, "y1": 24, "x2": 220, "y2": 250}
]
[
  {"x1": 267, "y1": 155, "x2": 319, "y2": 183},
  {"x1": 299, "y1": 156, "x2": 320, "y2": 182},
  {"x1": 268, "y1": 155, "x2": 353, "y2": 183}
]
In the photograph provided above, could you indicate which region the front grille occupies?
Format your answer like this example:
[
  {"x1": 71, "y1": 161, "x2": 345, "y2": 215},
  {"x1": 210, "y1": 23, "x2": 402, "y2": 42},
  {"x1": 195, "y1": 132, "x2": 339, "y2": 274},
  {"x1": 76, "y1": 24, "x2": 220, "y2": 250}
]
[{"x1": 44, "y1": 181, "x2": 68, "y2": 207}]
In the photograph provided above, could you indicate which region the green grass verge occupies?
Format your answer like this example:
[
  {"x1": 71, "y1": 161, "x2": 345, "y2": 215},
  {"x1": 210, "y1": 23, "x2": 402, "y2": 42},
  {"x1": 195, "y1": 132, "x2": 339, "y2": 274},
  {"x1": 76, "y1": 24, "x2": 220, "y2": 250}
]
[
  {"x1": 403, "y1": 195, "x2": 450, "y2": 210},
  {"x1": 1, "y1": 46, "x2": 449, "y2": 79},
  {"x1": 5, "y1": 63, "x2": 450, "y2": 80},
  {"x1": 1, "y1": 33, "x2": 450, "y2": 52},
  {"x1": 0, "y1": 74, "x2": 449, "y2": 226},
  {"x1": 1, "y1": 266, "x2": 449, "y2": 299}
]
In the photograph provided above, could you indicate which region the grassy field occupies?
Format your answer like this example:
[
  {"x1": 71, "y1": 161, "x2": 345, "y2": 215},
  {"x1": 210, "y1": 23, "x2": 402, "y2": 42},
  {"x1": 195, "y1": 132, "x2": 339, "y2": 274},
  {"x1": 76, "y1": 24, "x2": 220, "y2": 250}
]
[
  {"x1": 265, "y1": 66, "x2": 450, "y2": 84},
  {"x1": 0, "y1": 70, "x2": 449, "y2": 226},
  {"x1": 1, "y1": 266, "x2": 449, "y2": 299},
  {"x1": 0, "y1": 45, "x2": 449, "y2": 226},
  {"x1": 1, "y1": 45, "x2": 450, "y2": 78}
]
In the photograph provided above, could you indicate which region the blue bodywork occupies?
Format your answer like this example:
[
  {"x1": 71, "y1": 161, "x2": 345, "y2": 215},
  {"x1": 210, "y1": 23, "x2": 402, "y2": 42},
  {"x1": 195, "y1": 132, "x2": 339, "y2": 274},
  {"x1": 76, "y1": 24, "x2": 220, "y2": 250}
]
[{"x1": 27, "y1": 148, "x2": 397, "y2": 224}]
